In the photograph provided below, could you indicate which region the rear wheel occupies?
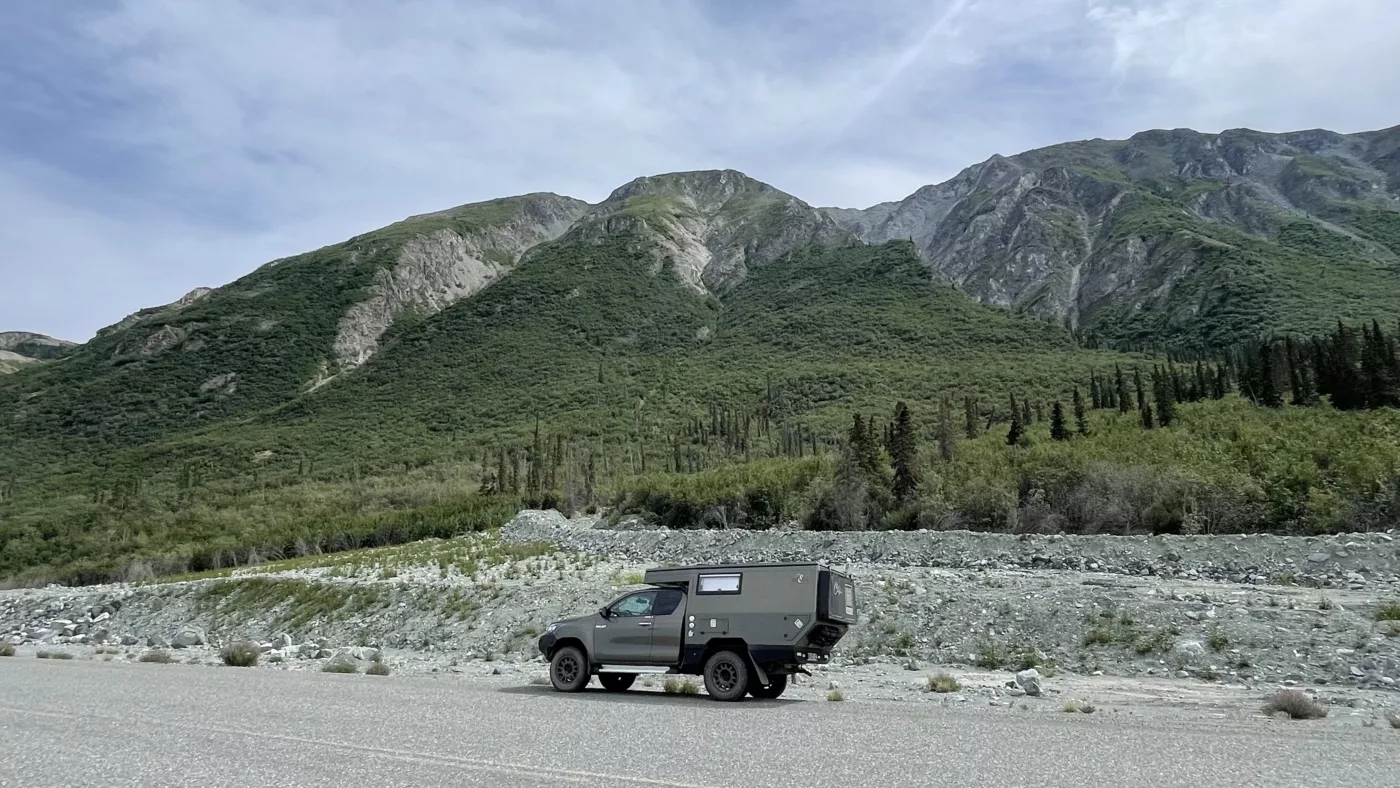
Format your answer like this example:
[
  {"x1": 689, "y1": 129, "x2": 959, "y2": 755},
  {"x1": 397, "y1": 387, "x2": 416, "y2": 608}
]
[
  {"x1": 549, "y1": 646, "x2": 589, "y2": 692},
  {"x1": 748, "y1": 673, "x2": 788, "y2": 699},
  {"x1": 599, "y1": 673, "x2": 636, "y2": 692},
  {"x1": 702, "y1": 650, "x2": 750, "y2": 702}
]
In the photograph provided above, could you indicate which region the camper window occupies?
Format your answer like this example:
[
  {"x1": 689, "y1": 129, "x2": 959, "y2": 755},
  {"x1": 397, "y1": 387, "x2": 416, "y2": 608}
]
[{"x1": 697, "y1": 573, "x2": 742, "y2": 595}]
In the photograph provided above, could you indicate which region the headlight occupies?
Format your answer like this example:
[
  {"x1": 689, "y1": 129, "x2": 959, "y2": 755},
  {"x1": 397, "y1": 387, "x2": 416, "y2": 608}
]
[{"x1": 546, "y1": 623, "x2": 558, "y2": 633}]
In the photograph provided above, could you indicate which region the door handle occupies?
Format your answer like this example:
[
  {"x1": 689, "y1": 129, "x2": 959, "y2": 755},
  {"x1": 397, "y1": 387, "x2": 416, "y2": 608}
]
[{"x1": 638, "y1": 622, "x2": 653, "y2": 627}]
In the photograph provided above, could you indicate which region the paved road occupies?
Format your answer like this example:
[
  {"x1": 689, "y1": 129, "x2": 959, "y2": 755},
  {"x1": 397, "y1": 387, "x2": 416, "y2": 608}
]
[{"x1": 1, "y1": 659, "x2": 1395, "y2": 788}]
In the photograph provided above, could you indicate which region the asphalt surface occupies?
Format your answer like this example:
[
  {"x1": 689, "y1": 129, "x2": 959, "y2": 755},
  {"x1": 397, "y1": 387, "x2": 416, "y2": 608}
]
[{"x1": 1, "y1": 659, "x2": 1396, "y2": 788}]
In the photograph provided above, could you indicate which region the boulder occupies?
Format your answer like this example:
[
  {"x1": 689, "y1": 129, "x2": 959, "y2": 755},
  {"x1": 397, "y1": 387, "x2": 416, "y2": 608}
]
[
  {"x1": 171, "y1": 625, "x2": 206, "y2": 648},
  {"x1": 271, "y1": 633, "x2": 294, "y2": 650},
  {"x1": 1015, "y1": 668, "x2": 1042, "y2": 696},
  {"x1": 120, "y1": 635, "x2": 139, "y2": 647},
  {"x1": 1172, "y1": 640, "x2": 1207, "y2": 665}
]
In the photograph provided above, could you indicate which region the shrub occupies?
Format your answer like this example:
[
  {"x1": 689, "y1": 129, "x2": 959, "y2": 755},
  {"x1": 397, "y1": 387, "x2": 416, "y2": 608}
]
[
  {"x1": 926, "y1": 673, "x2": 961, "y2": 693},
  {"x1": 220, "y1": 641, "x2": 260, "y2": 667},
  {"x1": 268, "y1": 655, "x2": 284, "y2": 664},
  {"x1": 529, "y1": 676, "x2": 550, "y2": 686},
  {"x1": 1208, "y1": 629, "x2": 1229, "y2": 652},
  {"x1": 1375, "y1": 602, "x2": 1400, "y2": 621},
  {"x1": 973, "y1": 639, "x2": 1004, "y2": 669},
  {"x1": 139, "y1": 650, "x2": 174, "y2": 663},
  {"x1": 0, "y1": 644, "x2": 14, "y2": 657},
  {"x1": 366, "y1": 661, "x2": 391, "y2": 676},
  {"x1": 36, "y1": 650, "x2": 74, "y2": 659},
  {"x1": 826, "y1": 688, "x2": 846, "y2": 702},
  {"x1": 1385, "y1": 710, "x2": 1400, "y2": 729},
  {"x1": 1262, "y1": 690, "x2": 1328, "y2": 720},
  {"x1": 662, "y1": 677, "x2": 699, "y2": 695},
  {"x1": 321, "y1": 660, "x2": 359, "y2": 674}
]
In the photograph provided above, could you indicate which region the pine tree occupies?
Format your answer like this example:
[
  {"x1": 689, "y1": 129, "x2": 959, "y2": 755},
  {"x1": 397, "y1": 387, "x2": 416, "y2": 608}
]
[
  {"x1": 1140, "y1": 401, "x2": 1155, "y2": 430},
  {"x1": 963, "y1": 396, "x2": 979, "y2": 439},
  {"x1": 1134, "y1": 368, "x2": 1146, "y2": 412},
  {"x1": 1050, "y1": 401, "x2": 1070, "y2": 441},
  {"x1": 1006, "y1": 395, "x2": 1024, "y2": 447},
  {"x1": 1362, "y1": 319, "x2": 1400, "y2": 408},
  {"x1": 1115, "y1": 365, "x2": 1132, "y2": 413},
  {"x1": 1022, "y1": 400, "x2": 1034, "y2": 427},
  {"x1": 1073, "y1": 387, "x2": 1090, "y2": 436},
  {"x1": 1090, "y1": 373, "x2": 1103, "y2": 410},
  {"x1": 1153, "y1": 368, "x2": 1176, "y2": 427},
  {"x1": 937, "y1": 396, "x2": 955, "y2": 463},
  {"x1": 1259, "y1": 342, "x2": 1283, "y2": 408},
  {"x1": 890, "y1": 402, "x2": 919, "y2": 505}
]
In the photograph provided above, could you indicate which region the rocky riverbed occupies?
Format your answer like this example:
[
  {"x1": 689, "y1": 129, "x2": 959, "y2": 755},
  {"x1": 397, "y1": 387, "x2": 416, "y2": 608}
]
[{"x1": 4, "y1": 511, "x2": 1399, "y2": 724}]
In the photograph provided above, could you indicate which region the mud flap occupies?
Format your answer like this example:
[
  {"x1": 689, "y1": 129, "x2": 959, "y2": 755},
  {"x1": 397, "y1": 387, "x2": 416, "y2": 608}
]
[{"x1": 747, "y1": 651, "x2": 771, "y2": 686}]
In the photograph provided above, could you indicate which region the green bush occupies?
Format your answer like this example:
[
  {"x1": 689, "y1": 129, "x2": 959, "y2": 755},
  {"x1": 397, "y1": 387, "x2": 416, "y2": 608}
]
[
  {"x1": 1263, "y1": 690, "x2": 1328, "y2": 720},
  {"x1": 366, "y1": 660, "x2": 391, "y2": 676},
  {"x1": 220, "y1": 641, "x2": 260, "y2": 667},
  {"x1": 925, "y1": 673, "x2": 960, "y2": 693},
  {"x1": 0, "y1": 644, "x2": 15, "y2": 657}
]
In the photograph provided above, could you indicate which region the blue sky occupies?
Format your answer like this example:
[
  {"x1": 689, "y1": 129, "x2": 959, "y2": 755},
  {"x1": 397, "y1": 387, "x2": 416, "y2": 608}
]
[{"x1": 3, "y1": 0, "x2": 1398, "y2": 342}]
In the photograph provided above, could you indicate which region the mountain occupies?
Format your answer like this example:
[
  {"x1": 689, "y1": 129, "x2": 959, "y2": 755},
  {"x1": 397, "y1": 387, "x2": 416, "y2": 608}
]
[
  {"x1": 825, "y1": 125, "x2": 1400, "y2": 347},
  {"x1": 5, "y1": 124, "x2": 1400, "y2": 584},
  {"x1": 0, "y1": 193, "x2": 589, "y2": 452},
  {"x1": 0, "y1": 332, "x2": 76, "y2": 375},
  {"x1": 563, "y1": 169, "x2": 847, "y2": 293}
]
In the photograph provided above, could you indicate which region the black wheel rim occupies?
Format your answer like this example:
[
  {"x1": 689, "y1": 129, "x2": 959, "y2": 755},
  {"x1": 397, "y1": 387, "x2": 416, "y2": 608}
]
[
  {"x1": 713, "y1": 660, "x2": 738, "y2": 693},
  {"x1": 556, "y1": 655, "x2": 580, "y2": 685}
]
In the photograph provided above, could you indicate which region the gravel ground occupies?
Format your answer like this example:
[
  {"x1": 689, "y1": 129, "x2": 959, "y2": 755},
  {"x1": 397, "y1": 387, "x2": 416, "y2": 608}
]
[{"x1": 4, "y1": 511, "x2": 1399, "y2": 724}]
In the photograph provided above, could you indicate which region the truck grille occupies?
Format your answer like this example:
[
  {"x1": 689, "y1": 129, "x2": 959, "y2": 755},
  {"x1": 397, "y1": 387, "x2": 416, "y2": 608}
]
[{"x1": 805, "y1": 624, "x2": 843, "y2": 649}]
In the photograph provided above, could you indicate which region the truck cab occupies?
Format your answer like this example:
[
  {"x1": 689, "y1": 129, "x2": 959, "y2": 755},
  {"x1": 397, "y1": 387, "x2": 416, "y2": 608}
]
[{"x1": 537, "y1": 562, "x2": 857, "y2": 701}]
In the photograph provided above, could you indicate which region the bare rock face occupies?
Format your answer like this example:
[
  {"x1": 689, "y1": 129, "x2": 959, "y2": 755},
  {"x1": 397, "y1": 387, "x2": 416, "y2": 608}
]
[
  {"x1": 96, "y1": 288, "x2": 212, "y2": 338},
  {"x1": 566, "y1": 170, "x2": 847, "y2": 295},
  {"x1": 329, "y1": 194, "x2": 588, "y2": 373}
]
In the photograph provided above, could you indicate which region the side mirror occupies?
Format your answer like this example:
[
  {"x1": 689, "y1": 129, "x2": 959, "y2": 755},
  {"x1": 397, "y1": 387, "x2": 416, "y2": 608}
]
[{"x1": 599, "y1": 607, "x2": 611, "y2": 619}]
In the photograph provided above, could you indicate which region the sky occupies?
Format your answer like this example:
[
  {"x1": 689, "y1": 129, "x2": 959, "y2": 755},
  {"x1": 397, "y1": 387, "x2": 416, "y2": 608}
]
[{"x1": 2, "y1": 0, "x2": 1398, "y2": 342}]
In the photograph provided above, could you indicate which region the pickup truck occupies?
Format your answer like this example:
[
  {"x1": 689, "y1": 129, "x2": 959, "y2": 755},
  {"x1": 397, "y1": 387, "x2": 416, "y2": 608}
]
[{"x1": 537, "y1": 562, "x2": 857, "y2": 701}]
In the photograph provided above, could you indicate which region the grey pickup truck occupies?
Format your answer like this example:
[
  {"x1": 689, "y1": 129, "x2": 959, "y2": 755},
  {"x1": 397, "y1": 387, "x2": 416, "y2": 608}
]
[{"x1": 537, "y1": 562, "x2": 857, "y2": 701}]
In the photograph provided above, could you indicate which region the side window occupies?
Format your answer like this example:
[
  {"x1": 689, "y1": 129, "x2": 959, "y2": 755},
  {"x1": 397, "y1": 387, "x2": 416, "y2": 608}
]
[
  {"x1": 697, "y1": 573, "x2": 742, "y2": 595},
  {"x1": 611, "y1": 591, "x2": 655, "y2": 618},
  {"x1": 652, "y1": 588, "x2": 684, "y2": 616}
]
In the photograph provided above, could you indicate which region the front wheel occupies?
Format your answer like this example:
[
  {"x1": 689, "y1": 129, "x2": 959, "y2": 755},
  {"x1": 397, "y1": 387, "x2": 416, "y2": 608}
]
[
  {"x1": 749, "y1": 673, "x2": 788, "y2": 699},
  {"x1": 599, "y1": 673, "x2": 636, "y2": 692},
  {"x1": 550, "y1": 646, "x2": 590, "y2": 692},
  {"x1": 703, "y1": 650, "x2": 750, "y2": 702}
]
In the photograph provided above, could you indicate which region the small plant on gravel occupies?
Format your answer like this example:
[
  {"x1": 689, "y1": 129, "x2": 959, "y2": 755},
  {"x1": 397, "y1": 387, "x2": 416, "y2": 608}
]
[
  {"x1": 36, "y1": 651, "x2": 73, "y2": 660},
  {"x1": 826, "y1": 688, "x2": 846, "y2": 702},
  {"x1": 973, "y1": 639, "x2": 1005, "y2": 669},
  {"x1": 1208, "y1": 629, "x2": 1229, "y2": 652},
  {"x1": 1385, "y1": 710, "x2": 1400, "y2": 729},
  {"x1": 139, "y1": 650, "x2": 173, "y2": 664},
  {"x1": 366, "y1": 661, "x2": 391, "y2": 676},
  {"x1": 1376, "y1": 602, "x2": 1400, "y2": 621},
  {"x1": 1318, "y1": 594, "x2": 1335, "y2": 611},
  {"x1": 220, "y1": 641, "x2": 260, "y2": 667},
  {"x1": 926, "y1": 673, "x2": 960, "y2": 693},
  {"x1": 0, "y1": 644, "x2": 14, "y2": 657},
  {"x1": 322, "y1": 660, "x2": 359, "y2": 674},
  {"x1": 662, "y1": 677, "x2": 699, "y2": 695},
  {"x1": 268, "y1": 655, "x2": 284, "y2": 664},
  {"x1": 1262, "y1": 690, "x2": 1328, "y2": 720},
  {"x1": 529, "y1": 676, "x2": 550, "y2": 686}
]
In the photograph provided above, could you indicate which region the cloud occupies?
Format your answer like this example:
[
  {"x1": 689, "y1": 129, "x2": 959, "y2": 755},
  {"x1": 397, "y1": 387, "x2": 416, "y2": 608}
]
[{"x1": 1, "y1": 0, "x2": 1397, "y2": 341}]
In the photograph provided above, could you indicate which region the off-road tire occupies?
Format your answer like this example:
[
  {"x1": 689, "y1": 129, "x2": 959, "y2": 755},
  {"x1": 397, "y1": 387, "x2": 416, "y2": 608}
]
[
  {"x1": 599, "y1": 673, "x2": 636, "y2": 692},
  {"x1": 748, "y1": 673, "x2": 788, "y2": 699},
  {"x1": 703, "y1": 650, "x2": 750, "y2": 702},
  {"x1": 550, "y1": 646, "x2": 590, "y2": 693}
]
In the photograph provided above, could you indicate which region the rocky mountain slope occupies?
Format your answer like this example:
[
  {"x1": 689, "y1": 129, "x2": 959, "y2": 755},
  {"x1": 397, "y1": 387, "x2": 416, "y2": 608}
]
[
  {"x1": 0, "y1": 332, "x2": 76, "y2": 375},
  {"x1": 825, "y1": 126, "x2": 1400, "y2": 347}
]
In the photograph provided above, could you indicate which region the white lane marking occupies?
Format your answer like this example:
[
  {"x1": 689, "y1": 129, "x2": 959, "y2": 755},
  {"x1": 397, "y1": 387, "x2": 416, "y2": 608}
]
[{"x1": 0, "y1": 704, "x2": 727, "y2": 788}]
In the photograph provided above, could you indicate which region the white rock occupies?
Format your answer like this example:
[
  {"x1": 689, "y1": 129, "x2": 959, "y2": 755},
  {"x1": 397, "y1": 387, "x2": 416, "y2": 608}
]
[{"x1": 1015, "y1": 669, "x2": 1042, "y2": 696}]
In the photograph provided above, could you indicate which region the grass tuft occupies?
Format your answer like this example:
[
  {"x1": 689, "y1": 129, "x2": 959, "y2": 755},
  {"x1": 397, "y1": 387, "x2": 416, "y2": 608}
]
[
  {"x1": 925, "y1": 673, "x2": 961, "y2": 693},
  {"x1": 220, "y1": 640, "x2": 260, "y2": 667},
  {"x1": 366, "y1": 661, "x2": 391, "y2": 676},
  {"x1": 1385, "y1": 710, "x2": 1400, "y2": 729},
  {"x1": 662, "y1": 677, "x2": 699, "y2": 695},
  {"x1": 0, "y1": 644, "x2": 14, "y2": 657},
  {"x1": 36, "y1": 650, "x2": 74, "y2": 660},
  {"x1": 1262, "y1": 689, "x2": 1328, "y2": 720},
  {"x1": 1375, "y1": 602, "x2": 1400, "y2": 622},
  {"x1": 826, "y1": 688, "x2": 846, "y2": 702},
  {"x1": 1062, "y1": 699, "x2": 1098, "y2": 713},
  {"x1": 321, "y1": 660, "x2": 359, "y2": 674},
  {"x1": 139, "y1": 650, "x2": 174, "y2": 663}
]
